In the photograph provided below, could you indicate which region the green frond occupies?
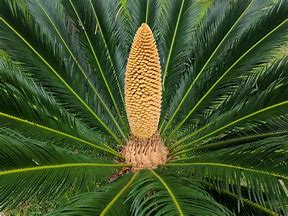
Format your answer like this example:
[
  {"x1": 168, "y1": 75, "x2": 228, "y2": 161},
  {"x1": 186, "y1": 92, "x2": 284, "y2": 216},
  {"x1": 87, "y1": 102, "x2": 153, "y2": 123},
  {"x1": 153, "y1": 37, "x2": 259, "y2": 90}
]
[
  {"x1": 0, "y1": 0, "x2": 125, "y2": 143},
  {"x1": 128, "y1": 171, "x2": 229, "y2": 216},
  {"x1": 27, "y1": 0, "x2": 127, "y2": 135},
  {"x1": 162, "y1": 0, "x2": 288, "y2": 139},
  {"x1": 206, "y1": 182, "x2": 278, "y2": 216},
  {"x1": 159, "y1": 0, "x2": 212, "y2": 120},
  {"x1": 0, "y1": 57, "x2": 120, "y2": 157},
  {"x1": 52, "y1": 0, "x2": 128, "y2": 135},
  {"x1": 171, "y1": 56, "x2": 288, "y2": 151},
  {"x1": 47, "y1": 173, "x2": 138, "y2": 216},
  {"x1": 180, "y1": 130, "x2": 288, "y2": 155},
  {"x1": 160, "y1": 0, "x2": 252, "y2": 133},
  {"x1": 0, "y1": 130, "x2": 127, "y2": 210},
  {"x1": 165, "y1": 135, "x2": 288, "y2": 214}
]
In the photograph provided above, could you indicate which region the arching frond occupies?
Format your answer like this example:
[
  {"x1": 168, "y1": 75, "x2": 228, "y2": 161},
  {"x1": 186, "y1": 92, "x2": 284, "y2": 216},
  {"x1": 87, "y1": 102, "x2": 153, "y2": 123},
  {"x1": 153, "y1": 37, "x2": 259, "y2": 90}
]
[
  {"x1": 206, "y1": 182, "x2": 279, "y2": 216},
  {"x1": 0, "y1": 130, "x2": 128, "y2": 210},
  {"x1": 165, "y1": 135, "x2": 288, "y2": 214},
  {"x1": 47, "y1": 173, "x2": 138, "y2": 216},
  {"x1": 163, "y1": 0, "x2": 288, "y2": 139},
  {"x1": 56, "y1": 0, "x2": 128, "y2": 134},
  {"x1": 180, "y1": 130, "x2": 288, "y2": 155},
  {"x1": 128, "y1": 171, "x2": 229, "y2": 216},
  {"x1": 0, "y1": 56, "x2": 120, "y2": 157},
  {"x1": 171, "y1": 56, "x2": 288, "y2": 153},
  {"x1": 160, "y1": 0, "x2": 252, "y2": 133},
  {"x1": 0, "y1": 0, "x2": 124, "y2": 143},
  {"x1": 158, "y1": 0, "x2": 212, "y2": 118}
]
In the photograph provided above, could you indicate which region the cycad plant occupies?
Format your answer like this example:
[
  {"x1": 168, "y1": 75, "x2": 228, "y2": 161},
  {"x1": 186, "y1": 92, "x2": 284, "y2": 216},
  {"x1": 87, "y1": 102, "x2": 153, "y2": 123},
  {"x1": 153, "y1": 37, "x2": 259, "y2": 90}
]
[{"x1": 0, "y1": 0, "x2": 288, "y2": 215}]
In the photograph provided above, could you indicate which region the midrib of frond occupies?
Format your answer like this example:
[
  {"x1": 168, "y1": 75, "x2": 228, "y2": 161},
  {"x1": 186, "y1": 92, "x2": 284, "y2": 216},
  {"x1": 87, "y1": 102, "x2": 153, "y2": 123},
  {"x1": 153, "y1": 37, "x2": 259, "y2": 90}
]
[
  {"x1": 150, "y1": 169, "x2": 184, "y2": 216},
  {"x1": 172, "y1": 130, "x2": 288, "y2": 156},
  {"x1": 168, "y1": 18, "x2": 288, "y2": 138},
  {"x1": 164, "y1": 163, "x2": 288, "y2": 181},
  {"x1": 145, "y1": 0, "x2": 150, "y2": 23},
  {"x1": 0, "y1": 111, "x2": 121, "y2": 157},
  {"x1": 0, "y1": 16, "x2": 122, "y2": 144},
  {"x1": 171, "y1": 99, "x2": 288, "y2": 155},
  {"x1": 0, "y1": 163, "x2": 128, "y2": 176},
  {"x1": 35, "y1": 0, "x2": 127, "y2": 141},
  {"x1": 100, "y1": 172, "x2": 139, "y2": 216},
  {"x1": 160, "y1": 0, "x2": 253, "y2": 134},
  {"x1": 162, "y1": 0, "x2": 185, "y2": 88}
]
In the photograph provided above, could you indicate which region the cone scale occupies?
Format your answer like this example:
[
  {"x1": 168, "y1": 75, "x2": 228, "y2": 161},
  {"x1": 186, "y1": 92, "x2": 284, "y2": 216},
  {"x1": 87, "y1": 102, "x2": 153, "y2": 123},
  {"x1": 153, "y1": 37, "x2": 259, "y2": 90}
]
[{"x1": 123, "y1": 23, "x2": 168, "y2": 170}]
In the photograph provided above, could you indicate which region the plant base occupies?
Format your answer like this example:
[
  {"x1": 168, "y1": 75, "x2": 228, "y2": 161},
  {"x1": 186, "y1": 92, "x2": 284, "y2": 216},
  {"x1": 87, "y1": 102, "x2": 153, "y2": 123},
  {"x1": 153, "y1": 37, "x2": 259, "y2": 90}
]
[{"x1": 122, "y1": 132, "x2": 168, "y2": 171}]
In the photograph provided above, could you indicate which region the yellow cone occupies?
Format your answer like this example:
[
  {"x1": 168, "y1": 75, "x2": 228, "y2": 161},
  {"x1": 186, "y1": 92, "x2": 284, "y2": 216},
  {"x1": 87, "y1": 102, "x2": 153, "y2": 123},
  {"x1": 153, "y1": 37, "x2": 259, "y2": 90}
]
[{"x1": 125, "y1": 23, "x2": 162, "y2": 139}]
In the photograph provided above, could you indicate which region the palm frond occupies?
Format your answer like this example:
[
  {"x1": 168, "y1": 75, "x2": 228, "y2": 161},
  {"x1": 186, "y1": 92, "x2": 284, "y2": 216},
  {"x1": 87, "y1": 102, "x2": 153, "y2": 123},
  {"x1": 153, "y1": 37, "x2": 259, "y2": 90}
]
[
  {"x1": 52, "y1": 0, "x2": 128, "y2": 135},
  {"x1": 0, "y1": 56, "x2": 120, "y2": 157},
  {"x1": 181, "y1": 130, "x2": 288, "y2": 155},
  {"x1": 171, "y1": 56, "x2": 288, "y2": 152},
  {"x1": 158, "y1": 0, "x2": 211, "y2": 119},
  {"x1": 165, "y1": 135, "x2": 288, "y2": 214},
  {"x1": 0, "y1": 130, "x2": 128, "y2": 210},
  {"x1": 162, "y1": 0, "x2": 288, "y2": 138},
  {"x1": 206, "y1": 182, "x2": 279, "y2": 216},
  {"x1": 0, "y1": 114, "x2": 120, "y2": 157},
  {"x1": 160, "y1": 0, "x2": 252, "y2": 133},
  {"x1": 0, "y1": 0, "x2": 125, "y2": 143},
  {"x1": 128, "y1": 170, "x2": 229, "y2": 216},
  {"x1": 47, "y1": 173, "x2": 138, "y2": 216}
]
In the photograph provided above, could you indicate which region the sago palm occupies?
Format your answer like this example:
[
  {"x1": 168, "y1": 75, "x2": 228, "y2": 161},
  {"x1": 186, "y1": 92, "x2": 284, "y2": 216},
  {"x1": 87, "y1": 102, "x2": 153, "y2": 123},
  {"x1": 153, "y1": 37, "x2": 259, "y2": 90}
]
[{"x1": 0, "y1": 0, "x2": 288, "y2": 215}]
